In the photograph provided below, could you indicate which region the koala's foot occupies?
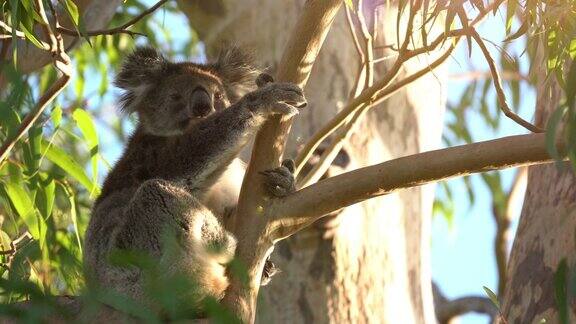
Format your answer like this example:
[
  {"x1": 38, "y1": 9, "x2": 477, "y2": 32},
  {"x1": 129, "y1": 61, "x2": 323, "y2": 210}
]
[
  {"x1": 261, "y1": 256, "x2": 280, "y2": 286},
  {"x1": 243, "y1": 74, "x2": 307, "y2": 118},
  {"x1": 260, "y1": 159, "x2": 296, "y2": 198}
]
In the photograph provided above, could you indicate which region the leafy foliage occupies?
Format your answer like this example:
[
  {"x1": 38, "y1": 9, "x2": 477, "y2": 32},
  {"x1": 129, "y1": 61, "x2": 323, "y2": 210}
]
[{"x1": 0, "y1": 0, "x2": 209, "y2": 321}]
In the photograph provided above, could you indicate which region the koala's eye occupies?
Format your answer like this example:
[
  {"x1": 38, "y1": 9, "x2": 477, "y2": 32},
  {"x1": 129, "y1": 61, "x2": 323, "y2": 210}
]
[{"x1": 170, "y1": 93, "x2": 182, "y2": 101}]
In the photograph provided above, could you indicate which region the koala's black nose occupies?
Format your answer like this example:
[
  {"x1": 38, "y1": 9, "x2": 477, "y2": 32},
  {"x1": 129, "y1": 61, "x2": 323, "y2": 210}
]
[{"x1": 190, "y1": 88, "x2": 214, "y2": 117}]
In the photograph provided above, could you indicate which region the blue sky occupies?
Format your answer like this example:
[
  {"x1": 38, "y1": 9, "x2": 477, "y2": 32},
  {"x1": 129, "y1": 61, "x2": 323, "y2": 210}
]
[
  {"x1": 431, "y1": 12, "x2": 533, "y2": 323},
  {"x1": 81, "y1": 2, "x2": 534, "y2": 323}
]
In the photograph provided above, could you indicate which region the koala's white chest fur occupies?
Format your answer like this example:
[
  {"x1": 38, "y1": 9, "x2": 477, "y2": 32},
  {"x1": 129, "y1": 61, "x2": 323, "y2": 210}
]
[{"x1": 203, "y1": 158, "x2": 246, "y2": 217}]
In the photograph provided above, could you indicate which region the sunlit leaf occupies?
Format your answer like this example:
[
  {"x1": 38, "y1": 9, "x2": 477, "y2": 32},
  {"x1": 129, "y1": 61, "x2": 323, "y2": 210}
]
[
  {"x1": 483, "y1": 286, "x2": 500, "y2": 309},
  {"x1": 41, "y1": 140, "x2": 100, "y2": 195},
  {"x1": 51, "y1": 106, "x2": 62, "y2": 128},
  {"x1": 565, "y1": 59, "x2": 576, "y2": 109},
  {"x1": 19, "y1": 22, "x2": 45, "y2": 49},
  {"x1": 505, "y1": 0, "x2": 517, "y2": 34},
  {"x1": 72, "y1": 109, "x2": 100, "y2": 194},
  {"x1": 344, "y1": 0, "x2": 354, "y2": 10},
  {"x1": 59, "y1": 0, "x2": 80, "y2": 26},
  {"x1": 3, "y1": 181, "x2": 47, "y2": 247},
  {"x1": 60, "y1": 184, "x2": 83, "y2": 254},
  {"x1": 35, "y1": 174, "x2": 55, "y2": 219}
]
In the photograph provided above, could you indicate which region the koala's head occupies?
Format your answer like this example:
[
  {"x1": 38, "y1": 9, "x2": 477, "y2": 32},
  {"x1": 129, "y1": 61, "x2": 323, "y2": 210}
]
[{"x1": 115, "y1": 46, "x2": 259, "y2": 136}]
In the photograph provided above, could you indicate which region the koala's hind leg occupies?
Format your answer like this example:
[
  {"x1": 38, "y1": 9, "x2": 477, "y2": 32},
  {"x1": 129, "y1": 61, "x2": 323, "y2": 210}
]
[
  {"x1": 116, "y1": 179, "x2": 235, "y2": 257},
  {"x1": 113, "y1": 179, "x2": 236, "y2": 300}
]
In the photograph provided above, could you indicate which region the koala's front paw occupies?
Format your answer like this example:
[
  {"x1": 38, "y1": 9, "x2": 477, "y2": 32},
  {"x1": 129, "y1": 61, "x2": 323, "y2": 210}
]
[
  {"x1": 243, "y1": 74, "x2": 307, "y2": 118},
  {"x1": 260, "y1": 159, "x2": 296, "y2": 198}
]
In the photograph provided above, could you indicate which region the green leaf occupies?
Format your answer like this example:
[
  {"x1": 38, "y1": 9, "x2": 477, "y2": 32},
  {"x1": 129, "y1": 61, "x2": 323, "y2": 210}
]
[
  {"x1": 72, "y1": 109, "x2": 100, "y2": 194},
  {"x1": 19, "y1": 22, "x2": 45, "y2": 49},
  {"x1": 546, "y1": 105, "x2": 566, "y2": 161},
  {"x1": 59, "y1": 0, "x2": 80, "y2": 26},
  {"x1": 35, "y1": 174, "x2": 55, "y2": 219},
  {"x1": 554, "y1": 259, "x2": 568, "y2": 324},
  {"x1": 483, "y1": 286, "x2": 500, "y2": 309},
  {"x1": 565, "y1": 58, "x2": 576, "y2": 109},
  {"x1": 22, "y1": 125, "x2": 42, "y2": 180},
  {"x1": 3, "y1": 181, "x2": 47, "y2": 247},
  {"x1": 60, "y1": 184, "x2": 82, "y2": 254},
  {"x1": 505, "y1": 0, "x2": 517, "y2": 34},
  {"x1": 344, "y1": 0, "x2": 354, "y2": 9},
  {"x1": 51, "y1": 105, "x2": 62, "y2": 128},
  {"x1": 41, "y1": 140, "x2": 100, "y2": 195}
]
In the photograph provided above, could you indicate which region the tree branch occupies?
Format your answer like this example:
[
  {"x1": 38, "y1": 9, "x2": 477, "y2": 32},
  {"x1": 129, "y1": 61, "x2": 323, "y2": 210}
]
[
  {"x1": 433, "y1": 282, "x2": 498, "y2": 324},
  {"x1": 293, "y1": 0, "x2": 510, "y2": 179},
  {"x1": 270, "y1": 133, "x2": 564, "y2": 240},
  {"x1": 224, "y1": 1, "x2": 343, "y2": 322},
  {"x1": 0, "y1": 0, "x2": 72, "y2": 165},
  {"x1": 470, "y1": 29, "x2": 543, "y2": 133},
  {"x1": 55, "y1": 0, "x2": 169, "y2": 37},
  {"x1": 298, "y1": 45, "x2": 455, "y2": 188}
]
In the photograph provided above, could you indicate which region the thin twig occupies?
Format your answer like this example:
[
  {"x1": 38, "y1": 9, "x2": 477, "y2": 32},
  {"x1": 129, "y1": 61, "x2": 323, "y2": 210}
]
[
  {"x1": 449, "y1": 70, "x2": 529, "y2": 82},
  {"x1": 55, "y1": 0, "x2": 169, "y2": 37},
  {"x1": 298, "y1": 46, "x2": 455, "y2": 188},
  {"x1": 344, "y1": 6, "x2": 367, "y2": 99},
  {"x1": 0, "y1": 20, "x2": 25, "y2": 38},
  {"x1": 0, "y1": 0, "x2": 72, "y2": 165},
  {"x1": 470, "y1": 29, "x2": 543, "y2": 133},
  {"x1": 294, "y1": 0, "x2": 509, "y2": 176}
]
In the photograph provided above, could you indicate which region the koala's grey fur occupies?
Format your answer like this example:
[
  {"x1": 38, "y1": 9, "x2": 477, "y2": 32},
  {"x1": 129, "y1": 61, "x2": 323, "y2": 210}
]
[{"x1": 84, "y1": 46, "x2": 306, "y2": 311}]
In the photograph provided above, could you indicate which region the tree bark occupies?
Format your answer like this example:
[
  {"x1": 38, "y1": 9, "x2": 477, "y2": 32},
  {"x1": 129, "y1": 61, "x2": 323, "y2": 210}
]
[
  {"x1": 178, "y1": 1, "x2": 446, "y2": 322},
  {"x1": 501, "y1": 39, "x2": 576, "y2": 323}
]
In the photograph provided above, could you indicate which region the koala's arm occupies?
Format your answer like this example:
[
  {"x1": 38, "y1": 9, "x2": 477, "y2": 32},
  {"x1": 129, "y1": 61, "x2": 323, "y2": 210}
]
[{"x1": 159, "y1": 82, "x2": 306, "y2": 194}]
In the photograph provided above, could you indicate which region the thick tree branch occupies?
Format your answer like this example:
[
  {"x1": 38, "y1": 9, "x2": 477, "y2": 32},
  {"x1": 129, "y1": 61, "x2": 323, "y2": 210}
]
[
  {"x1": 270, "y1": 133, "x2": 564, "y2": 240},
  {"x1": 224, "y1": 1, "x2": 343, "y2": 322},
  {"x1": 55, "y1": 0, "x2": 169, "y2": 37}
]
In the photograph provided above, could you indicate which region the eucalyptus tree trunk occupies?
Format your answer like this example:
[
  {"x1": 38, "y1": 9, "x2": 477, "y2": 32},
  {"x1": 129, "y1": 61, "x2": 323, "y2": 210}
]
[
  {"x1": 501, "y1": 44, "x2": 576, "y2": 322},
  {"x1": 178, "y1": 1, "x2": 447, "y2": 322}
]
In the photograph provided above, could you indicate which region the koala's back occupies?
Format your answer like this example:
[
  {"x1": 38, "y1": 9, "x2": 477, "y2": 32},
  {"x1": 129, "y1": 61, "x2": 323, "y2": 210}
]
[{"x1": 84, "y1": 179, "x2": 234, "y2": 306}]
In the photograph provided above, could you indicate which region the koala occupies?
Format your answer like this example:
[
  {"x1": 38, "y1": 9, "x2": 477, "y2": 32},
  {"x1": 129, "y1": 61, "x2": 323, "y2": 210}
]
[{"x1": 83, "y1": 46, "x2": 306, "y2": 312}]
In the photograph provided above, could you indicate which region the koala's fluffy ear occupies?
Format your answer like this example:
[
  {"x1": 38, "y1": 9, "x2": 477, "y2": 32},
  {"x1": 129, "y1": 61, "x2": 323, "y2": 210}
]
[
  {"x1": 115, "y1": 47, "x2": 167, "y2": 113},
  {"x1": 210, "y1": 46, "x2": 260, "y2": 102}
]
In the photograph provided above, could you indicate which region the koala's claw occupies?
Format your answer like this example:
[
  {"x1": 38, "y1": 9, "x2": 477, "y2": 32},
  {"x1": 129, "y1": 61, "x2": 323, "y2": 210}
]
[
  {"x1": 256, "y1": 73, "x2": 274, "y2": 88},
  {"x1": 261, "y1": 257, "x2": 280, "y2": 286},
  {"x1": 244, "y1": 81, "x2": 307, "y2": 118},
  {"x1": 260, "y1": 159, "x2": 296, "y2": 198}
]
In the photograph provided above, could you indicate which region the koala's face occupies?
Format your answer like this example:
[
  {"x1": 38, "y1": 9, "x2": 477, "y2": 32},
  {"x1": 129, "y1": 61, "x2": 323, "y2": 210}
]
[
  {"x1": 115, "y1": 46, "x2": 258, "y2": 136},
  {"x1": 138, "y1": 65, "x2": 231, "y2": 136}
]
